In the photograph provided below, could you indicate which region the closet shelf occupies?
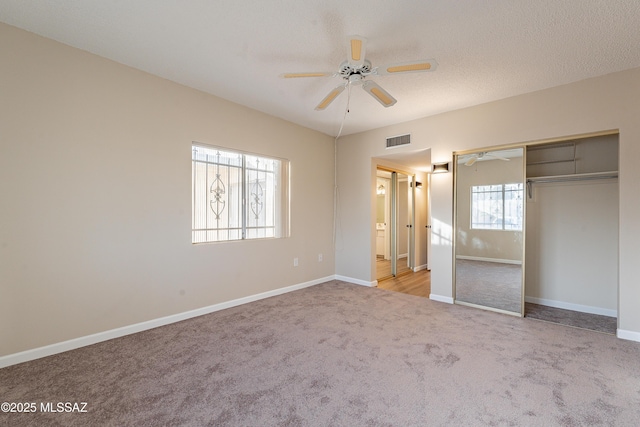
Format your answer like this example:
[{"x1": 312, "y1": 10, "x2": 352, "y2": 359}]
[
  {"x1": 527, "y1": 142, "x2": 576, "y2": 151},
  {"x1": 526, "y1": 159, "x2": 575, "y2": 166}
]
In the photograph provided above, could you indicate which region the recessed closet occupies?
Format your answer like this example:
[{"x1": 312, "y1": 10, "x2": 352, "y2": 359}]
[
  {"x1": 524, "y1": 133, "x2": 619, "y2": 331},
  {"x1": 453, "y1": 132, "x2": 619, "y2": 333}
]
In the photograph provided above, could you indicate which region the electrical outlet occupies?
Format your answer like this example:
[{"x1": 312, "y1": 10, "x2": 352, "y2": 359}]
[
  {"x1": 293, "y1": 257, "x2": 298, "y2": 267},
  {"x1": 318, "y1": 253, "x2": 323, "y2": 262}
]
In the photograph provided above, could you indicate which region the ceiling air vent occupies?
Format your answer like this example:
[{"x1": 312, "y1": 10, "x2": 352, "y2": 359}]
[{"x1": 386, "y1": 134, "x2": 411, "y2": 149}]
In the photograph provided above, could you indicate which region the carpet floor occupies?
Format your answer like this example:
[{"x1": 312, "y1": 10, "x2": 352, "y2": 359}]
[
  {"x1": 455, "y1": 259, "x2": 522, "y2": 314},
  {"x1": 525, "y1": 303, "x2": 617, "y2": 335},
  {"x1": 1, "y1": 280, "x2": 639, "y2": 426}
]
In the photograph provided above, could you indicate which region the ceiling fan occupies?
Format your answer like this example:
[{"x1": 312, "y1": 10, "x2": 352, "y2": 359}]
[
  {"x1": 280, "y1": 35, "x2": 437, "y2": 110},
  {"x1": 464, "y1": 152, "x2": 511, "y2": 166}
]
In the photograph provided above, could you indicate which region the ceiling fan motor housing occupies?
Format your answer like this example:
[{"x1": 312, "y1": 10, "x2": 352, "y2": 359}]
[{"x1": 339, "y1": 60, "x2": 372, "y2": 79}]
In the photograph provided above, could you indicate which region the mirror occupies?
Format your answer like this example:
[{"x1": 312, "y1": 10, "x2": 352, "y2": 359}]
[
  {"x1": 376, "y1": 169, "x2": 415, "y2": 281},
  {"x1": 454, "y1": 147, "x2": 525, "y2": 316},
  {"x1": 376, "y1": 173, "x2": 391, "y2": 280},
  {"x1": 395, "y1": 172, "x2": 413, "y2": 276}
]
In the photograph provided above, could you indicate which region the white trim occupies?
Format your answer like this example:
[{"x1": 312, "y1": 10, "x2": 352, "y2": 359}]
[
  {"x1": 0, "y1": 276, "x2": 333, "y2": 369},
  {"x1": 430, "y1": 294, "x2": 454, "y2": 304},
  {"x1": 456, "y1": 300, "x2": 522, "y2": 317},
  {"x1": 413, "y1": 264, "x2": 428, "y2": 272},
  {"x1": 617, "y1": 329, "x2": 640, "y2": 342},
  {"x1": 335, "y1": 275, "x2": 377, "y2": 287},
  {"x1": 524, "y1": 296, "x2": 617, "y2": 318},
  {"x1": 456, "y1": 255, "x2": 522, "y2": 265}
]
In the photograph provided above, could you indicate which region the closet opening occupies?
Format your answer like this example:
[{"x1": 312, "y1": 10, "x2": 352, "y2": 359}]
[{"x1": 524, "y1": 133, "x2": 619, "y2": 334}]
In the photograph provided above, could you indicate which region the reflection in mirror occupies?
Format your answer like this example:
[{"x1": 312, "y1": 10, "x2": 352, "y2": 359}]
[
  {"x1": 396, "y1": 172, "x2": 412, "y2": 277},
  {"x1": 375, "y1": 173, "x2": 391, "y2": 280},
  {"x1": 454, "y1": 147, "x2": 525, "y2": 315},
  {"x1": 375, "y1": 169, "x2": 414, "y2": 280}
]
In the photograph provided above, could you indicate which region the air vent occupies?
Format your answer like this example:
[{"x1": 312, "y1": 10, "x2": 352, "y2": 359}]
[{"x1": 386, "y1": 134, "x2": 411, "y2": 148}]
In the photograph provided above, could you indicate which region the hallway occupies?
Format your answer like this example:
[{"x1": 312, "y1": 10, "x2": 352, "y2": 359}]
[{"x1": 376, "y1": 269, "x2": 430, "y2": 298}]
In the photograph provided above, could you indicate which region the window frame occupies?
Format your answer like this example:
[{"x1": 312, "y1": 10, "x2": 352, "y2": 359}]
[{"x1": 191, "y1": 142, "x2": 290, "y2": 244}]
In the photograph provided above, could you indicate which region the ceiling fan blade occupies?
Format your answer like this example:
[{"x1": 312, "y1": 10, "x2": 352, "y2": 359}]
[
  {"x1": 279, "y1": 72, "x2": 333, "y2": 78},
  {"x1": 315, "y1": 84, "x2": 346, "y2": 111},
  {"x1": 347, "y1": 35, "x2": 367, "y2": 68},
  {"x1": 375, "y1": 59, "x2": 438, "y2": 76},
  {"x1": 362, "y1": 80, "x2": 397, "y2": 108},
  {"x1": 465, "y1": 157, "x2": 478, "y2": 166}
]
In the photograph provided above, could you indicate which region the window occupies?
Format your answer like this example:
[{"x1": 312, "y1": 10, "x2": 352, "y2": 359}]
[
  {"x1": 192, "y1": 144, "x2": 289, "y2": 243},
  {"x1": 471, "y1": 183, "x2": 523, "y2": 230}
]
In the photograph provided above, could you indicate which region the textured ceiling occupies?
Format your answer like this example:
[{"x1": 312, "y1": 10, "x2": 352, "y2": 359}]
[{"x1": 1, "y1": 0, "x2": 639, "y2": 137}]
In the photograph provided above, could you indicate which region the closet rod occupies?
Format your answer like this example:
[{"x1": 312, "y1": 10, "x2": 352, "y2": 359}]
[
  {"x1": 526, "y1": 171, "x2": 618, "y2": 198},
  {"x1": 527, "y1": 171, "x2": 618, "y2": 184}
]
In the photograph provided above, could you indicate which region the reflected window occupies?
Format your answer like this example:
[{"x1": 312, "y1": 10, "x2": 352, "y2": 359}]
[{"x1": 471, "y1": 183, "x2": 523, "y2": 230}]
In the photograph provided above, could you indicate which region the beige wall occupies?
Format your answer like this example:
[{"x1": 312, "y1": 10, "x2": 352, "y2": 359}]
[
  {"x1": 0, "y1": 23, "x2": 335, "y2": 356},
  {"x1": 525, "y1": 179, "x2": 618, "y2": 313},
  {"x1": 336, "y1": 67, "x2": 640, "y2": 339}
]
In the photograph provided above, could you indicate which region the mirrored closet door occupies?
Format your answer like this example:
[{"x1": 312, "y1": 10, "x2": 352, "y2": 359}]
[{"x1": 454, "y1": 147, "x2": 525, "y2": 316}]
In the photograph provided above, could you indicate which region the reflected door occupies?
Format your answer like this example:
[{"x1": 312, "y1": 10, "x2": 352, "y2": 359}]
[
  {"x1": 395, "y1": 172, "x2": 414, "y2": 276},
  {"x1": 454, "y1": 147, "x2": 525, "y2": 316},
  {"x1": 376, "y1": 169, "x2": 415, "y2": 281}
]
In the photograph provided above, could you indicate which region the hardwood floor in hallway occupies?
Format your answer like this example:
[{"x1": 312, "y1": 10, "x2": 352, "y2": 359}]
[
  {"x1": 375, "y1": 257, "x2": 413, "y2": 281},
  {"x1": 376, "y1": 269, "x2": 431, "y2": 298}
]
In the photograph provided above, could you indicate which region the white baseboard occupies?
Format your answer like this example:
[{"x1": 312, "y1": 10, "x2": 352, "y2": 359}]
[
  {"x1": 334, "y1": 275, "x2": 377, "y2": 287},
  {"x1": 617, "y1": 329, "x2": 640, "y2": 343},
  {"x1": 0, "y1": 275, "x2": 334, "y2": 369},
  {"x1": 430, "y1": 294, "x2": 454, "y2": 304},
  {"x1": 413, "y1": 264, "x2": 428, "y2": 272},
  {"x1": 524, "y1": 296, "x2": 617, "y2": 318},
  {"x1": 456, "y1": 255, "x2": 522, "y2": 265}
]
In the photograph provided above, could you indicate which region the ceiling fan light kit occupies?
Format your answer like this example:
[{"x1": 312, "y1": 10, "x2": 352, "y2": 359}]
[{"x1": 281, "y1": 35, "x2": 437, "y2": 111}]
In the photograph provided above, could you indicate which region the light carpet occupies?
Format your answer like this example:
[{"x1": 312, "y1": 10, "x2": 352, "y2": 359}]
[
  {"x1": 455, "y1": 259, "x2": 522, "y2": 314},
  {"x1": 1, "y1": 280, "x2": 639, "y2": 426}
]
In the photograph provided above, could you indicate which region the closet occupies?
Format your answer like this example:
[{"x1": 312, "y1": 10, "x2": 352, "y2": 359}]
[
  {"x1": 524, "y1": 134, "x2": 619, "y2": 327},
  {"x1": 453, "y1": 133, "x2": 619, "y2": 331}
]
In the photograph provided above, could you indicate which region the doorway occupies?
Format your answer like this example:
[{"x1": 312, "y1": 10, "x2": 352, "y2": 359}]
[{"x1": 376, "y1": 168, "x2": 415, "y2": 281}]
